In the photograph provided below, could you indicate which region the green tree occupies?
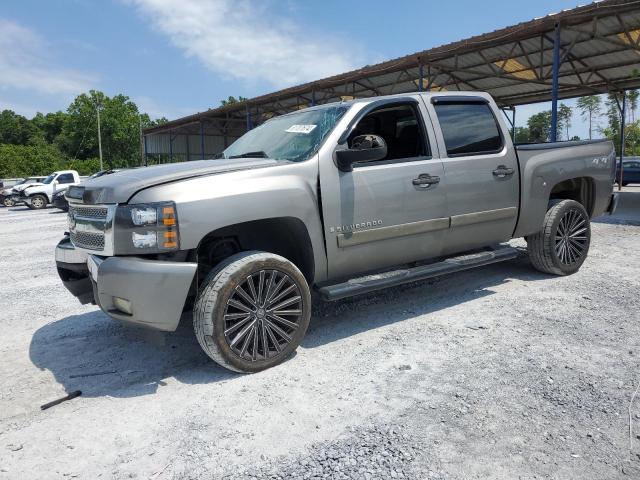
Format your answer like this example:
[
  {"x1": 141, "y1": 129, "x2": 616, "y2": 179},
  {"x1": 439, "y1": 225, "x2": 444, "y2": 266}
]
[
  {"x1": 220, "y1": 96, "x2": 248, "y2": 106},
  {"x1": 558, "y1": 104, "x2": 572, "y2": 140},
  {"x1": 527, "y1": 111, "x2": 552, "y2": 142},
  {"x1": 0, "y1": 110, "x2": 35, "y2": 145},
  {"x1": 625, "y1": 122, "x2": 640, "y2": 156},
  {"x1": 576, "y1": 95, "x2": 602, "y2": 140},
  {"x1": 59, "y1": 90, "x2": 146, "y2": 168},
  {"x1": 0, "y1": 143, "x2": 66, "y2": 178},
  {"x1": 514, "y1": 126, "x2": 530, "y2": 143},
  {"x1": 30, "y1": 111, "x2": 67, "y2": 145}
]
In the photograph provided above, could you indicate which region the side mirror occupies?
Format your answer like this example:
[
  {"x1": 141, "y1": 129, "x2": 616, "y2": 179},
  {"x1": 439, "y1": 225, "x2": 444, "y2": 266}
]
[{"x1": 335, "y1": 134, "x2": 387, "y2": 172}]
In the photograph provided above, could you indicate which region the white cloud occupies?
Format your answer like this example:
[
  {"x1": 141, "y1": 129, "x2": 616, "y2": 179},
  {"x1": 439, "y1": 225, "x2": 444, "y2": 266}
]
[
  {"x1": 127, "y1": 0, "x2": 357, "y2": 88},
  {"x1": 0, "y1": 19, "x2": 96, "y2": 96},
  {"x1": 134, "y1": 95, "x2": 195, "y2": 120}
]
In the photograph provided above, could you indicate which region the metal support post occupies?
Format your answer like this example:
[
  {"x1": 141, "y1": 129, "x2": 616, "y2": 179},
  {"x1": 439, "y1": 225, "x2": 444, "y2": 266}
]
[
  {"x1": 200, "y1": 120, "x2": 205, "y2": 160},
  {"x1": 619, "y1": 92, "x2": 626, "y2": 192},
  {"x1": 550, "y1": 23, "x2": 561, "y2": 142}
]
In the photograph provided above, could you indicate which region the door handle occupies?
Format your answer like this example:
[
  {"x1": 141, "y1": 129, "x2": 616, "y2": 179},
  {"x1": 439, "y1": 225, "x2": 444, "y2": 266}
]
[
  {"x1": 412, "y1": 174, "x2": 440, "y2": 188},
  {"x1": 492, "y1": 165, "x2": 515, "y2": 178}
]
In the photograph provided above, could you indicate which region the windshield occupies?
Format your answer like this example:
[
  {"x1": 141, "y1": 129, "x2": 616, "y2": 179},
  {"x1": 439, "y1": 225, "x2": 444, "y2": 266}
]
[
  {"x1": 42, "y1": 174, "x2": 56, "y2": 185},
  {"x1": 222, "y1": 105, "x2": 349, "y2": 162}
]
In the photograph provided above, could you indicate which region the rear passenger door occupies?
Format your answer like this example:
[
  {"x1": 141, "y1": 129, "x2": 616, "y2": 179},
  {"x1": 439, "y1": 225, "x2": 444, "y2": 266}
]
[{"x1": 427, "y1": 96, "x2": 519, "y2": 255}]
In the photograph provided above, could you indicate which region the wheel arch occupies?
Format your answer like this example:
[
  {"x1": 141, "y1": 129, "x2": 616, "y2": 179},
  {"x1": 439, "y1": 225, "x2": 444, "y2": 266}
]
[
  {"x1": 194, "y1": 216, "x2": 316, "y2": 286},
  {"x1": 548, "y1": 177, "x2": 595, "y2": 216}
]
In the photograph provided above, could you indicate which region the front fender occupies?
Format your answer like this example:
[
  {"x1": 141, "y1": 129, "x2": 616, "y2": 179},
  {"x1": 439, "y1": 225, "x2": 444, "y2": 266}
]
[{"x1": 128, "y1": 160, "x2": 328, "y2": 283}]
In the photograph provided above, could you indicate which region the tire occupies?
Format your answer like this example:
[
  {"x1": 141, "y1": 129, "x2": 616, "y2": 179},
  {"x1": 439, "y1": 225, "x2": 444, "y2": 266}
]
[
  {"x1": 28, "y1": 194, "x2": 48, "y2": 210},
  {"x1": 527, "y1": 199, "x2": 591, "y2": 276},
  {"x1": 2, "y1": 197, "x2": 14, "y2": 207},
  {"x1": 193, "y1": 251, "x2": 311, "y2": 373}
]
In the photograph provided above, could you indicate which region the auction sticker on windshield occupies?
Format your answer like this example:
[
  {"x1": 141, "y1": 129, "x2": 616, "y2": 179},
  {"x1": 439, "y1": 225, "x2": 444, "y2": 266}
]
[{"x1": 285, "y1": 125, "x2": 317, "y2": 134}]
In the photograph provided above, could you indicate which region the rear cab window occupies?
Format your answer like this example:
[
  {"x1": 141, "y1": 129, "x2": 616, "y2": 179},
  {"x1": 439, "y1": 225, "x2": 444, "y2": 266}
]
[
  {"x1": 433, "y1": 101, "x2": 503, "y2": 157},
  {"x1": 56, "y1": 173, "x2": 75, "y2": 184}
]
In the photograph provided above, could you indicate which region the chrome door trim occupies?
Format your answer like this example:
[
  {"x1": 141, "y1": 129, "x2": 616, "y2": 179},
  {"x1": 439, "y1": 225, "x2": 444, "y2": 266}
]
[
  {"x1": 337, "y1": 217, "x2": 450, "y2": 248},
  {"x1": 450, "y1": 206, "x2": 517, "y2": 228}
]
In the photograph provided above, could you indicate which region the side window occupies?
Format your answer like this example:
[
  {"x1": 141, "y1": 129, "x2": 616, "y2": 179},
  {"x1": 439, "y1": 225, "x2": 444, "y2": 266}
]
[
  {"x1": 56, "y1": 173, "x2": 75, "y2": 184},
  {"x1": 347, "y1": 103, "x2": 430, "y2": 163},
  {"x1": 434, "y1": 102, "x2": 503, "y2": 156}
]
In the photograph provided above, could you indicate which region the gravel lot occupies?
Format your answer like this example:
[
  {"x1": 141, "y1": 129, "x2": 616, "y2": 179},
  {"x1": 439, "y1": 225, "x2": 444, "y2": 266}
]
[{"x1": 1, "y1": 189, "x2": 639, "y2": 479}]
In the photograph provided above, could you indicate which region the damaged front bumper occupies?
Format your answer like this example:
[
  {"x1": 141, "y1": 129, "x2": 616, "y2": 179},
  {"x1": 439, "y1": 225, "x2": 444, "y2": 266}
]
[{"x1": 55, "y1": 236, "x2": 197, "y2": 332}]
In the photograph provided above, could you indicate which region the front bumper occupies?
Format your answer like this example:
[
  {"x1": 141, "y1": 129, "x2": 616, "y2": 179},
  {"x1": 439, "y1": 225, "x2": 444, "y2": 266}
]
[{"x1": 56, "y1": 237, "x2": 197, "y2": 331}]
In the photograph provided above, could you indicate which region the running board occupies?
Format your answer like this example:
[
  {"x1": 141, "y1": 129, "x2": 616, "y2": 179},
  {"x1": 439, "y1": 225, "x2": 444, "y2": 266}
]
[{"x1": 317, "y1": 246, "x2": 520, "y2": 301}]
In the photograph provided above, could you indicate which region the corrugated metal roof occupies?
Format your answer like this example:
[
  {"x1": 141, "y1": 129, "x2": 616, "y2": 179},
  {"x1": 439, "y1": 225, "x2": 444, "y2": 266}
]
[{"x1": 144, "y1": 0, "x2": 640, "y2": 138}]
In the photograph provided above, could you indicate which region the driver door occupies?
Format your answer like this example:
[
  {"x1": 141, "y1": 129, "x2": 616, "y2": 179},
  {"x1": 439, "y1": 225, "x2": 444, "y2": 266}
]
[{"x1": 319, "y1": 98, "x2": 447, "y2": 281}]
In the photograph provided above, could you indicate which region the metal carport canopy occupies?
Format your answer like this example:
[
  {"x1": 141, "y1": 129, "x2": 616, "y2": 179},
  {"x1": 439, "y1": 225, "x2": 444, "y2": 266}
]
[{"x1": 143, "y1": 0, "x2": 640, "y2": 160}]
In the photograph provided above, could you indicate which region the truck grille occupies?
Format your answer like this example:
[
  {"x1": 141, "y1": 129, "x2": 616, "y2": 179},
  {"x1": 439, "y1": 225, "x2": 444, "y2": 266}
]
[
  {"x1": 68, "y1": 205, "x2": 109, "y2": 220},
  {"x1": 70, "y1": 231, "x2": 105, "y2": 251},
  {"x1": 68, "y1": 203, "x2": 114, "y2": 254}
]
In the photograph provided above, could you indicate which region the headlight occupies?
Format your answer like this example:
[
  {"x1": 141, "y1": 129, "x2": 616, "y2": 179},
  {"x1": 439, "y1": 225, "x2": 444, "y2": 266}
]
[{"x1": 113, "y1": 202, "x2": 180, "y2": 254}]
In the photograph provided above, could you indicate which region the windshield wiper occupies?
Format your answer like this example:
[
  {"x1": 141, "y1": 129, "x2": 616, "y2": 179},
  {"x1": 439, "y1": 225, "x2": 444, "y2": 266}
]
[{"x1": 228, "y1": 150, "x2": 269, "y2": 159}]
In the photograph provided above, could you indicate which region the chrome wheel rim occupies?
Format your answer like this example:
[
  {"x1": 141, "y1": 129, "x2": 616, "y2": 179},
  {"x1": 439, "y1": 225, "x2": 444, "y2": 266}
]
[
  {"x1": 32, "y1": 197, "x2": 44, "y2": 208},
  {"x1": 223, "y1": 269, "x2": 303, "y2": 362},
  {"x1": 554, "y1": 209, "x2": 588, "y2": 265}
]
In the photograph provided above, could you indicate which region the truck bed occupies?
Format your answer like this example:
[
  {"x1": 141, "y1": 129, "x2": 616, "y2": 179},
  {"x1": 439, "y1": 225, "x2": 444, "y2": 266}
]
[{"x1": 513, "y1": 138, "x2": 616, "y2": 237}]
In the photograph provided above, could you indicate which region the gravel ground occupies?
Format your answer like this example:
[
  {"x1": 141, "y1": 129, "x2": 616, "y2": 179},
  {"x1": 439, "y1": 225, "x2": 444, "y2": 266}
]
[{"x1": 1, "y1": 190, "x2": 639, "y2": 479}]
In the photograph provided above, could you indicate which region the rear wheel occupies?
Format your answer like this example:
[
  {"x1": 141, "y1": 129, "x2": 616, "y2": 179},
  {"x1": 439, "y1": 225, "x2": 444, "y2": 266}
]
[
  {"x1": 527, "y1": 199, "x2": 591, "y2": 276},
  {"x1": 193, "y1": 251, "x2": 311, "y2": 373},
  {"x1": 28, "y1": 194, "x2": 47, "y2": 210}
]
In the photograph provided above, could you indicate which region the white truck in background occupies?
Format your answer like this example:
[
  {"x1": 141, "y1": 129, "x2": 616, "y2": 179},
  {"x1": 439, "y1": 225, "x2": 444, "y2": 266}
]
[{"x1": 13, "y1": 170, "x2": 81, "y2": 210}]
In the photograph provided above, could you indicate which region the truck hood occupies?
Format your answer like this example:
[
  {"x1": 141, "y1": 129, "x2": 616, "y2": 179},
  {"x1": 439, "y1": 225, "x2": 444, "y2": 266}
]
[
  {"x1": 66, "y1": 158, "x2": 281, "y2": 204},
  {"x1": 13, "y1": 183, "x2": 45, "y2": 192}
]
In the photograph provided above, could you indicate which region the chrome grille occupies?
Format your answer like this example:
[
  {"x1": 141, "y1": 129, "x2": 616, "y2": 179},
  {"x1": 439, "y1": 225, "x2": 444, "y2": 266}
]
[
  {"x1": 70, "y1": 231, "x2": 105, "y2": 251},
  {"x1": 68, "y1": 203, "x2": 115, "y2": 254},
  {"x1": 68, "y1": 205, "x2": 108, "y2": 220}
]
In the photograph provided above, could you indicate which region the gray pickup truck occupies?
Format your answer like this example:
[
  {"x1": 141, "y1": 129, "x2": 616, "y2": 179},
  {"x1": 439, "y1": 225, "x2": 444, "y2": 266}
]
[{"x1": 55, "y1": 92, "x2": 618, "y2": 372}]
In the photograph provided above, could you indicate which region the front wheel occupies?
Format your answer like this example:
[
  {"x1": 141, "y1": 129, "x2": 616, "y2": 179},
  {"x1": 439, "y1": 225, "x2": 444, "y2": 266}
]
[
  {"x1": 2, "y1": 197, "x2": 14, "y2": 207},
  {"x1": 193, "y1": 251, "x2": 311, "y2": 373},
  {"x1": 527, "y1": 199, "x2": 591, "y2": 276},
  {"x1": 28, "y1": 194, "x2": 48, "y2": 210}
]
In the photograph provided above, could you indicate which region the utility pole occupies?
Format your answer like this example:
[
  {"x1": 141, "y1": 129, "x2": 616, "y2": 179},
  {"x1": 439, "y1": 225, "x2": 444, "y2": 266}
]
[{"x1": 96, "y1": 103, "x2": 103, "y2": 171}]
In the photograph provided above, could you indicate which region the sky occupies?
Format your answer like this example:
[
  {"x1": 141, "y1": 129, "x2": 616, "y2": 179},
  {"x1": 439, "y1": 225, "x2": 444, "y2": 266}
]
[{"x1": 0, "y1": 0, "x2": 609, "y2": 139}]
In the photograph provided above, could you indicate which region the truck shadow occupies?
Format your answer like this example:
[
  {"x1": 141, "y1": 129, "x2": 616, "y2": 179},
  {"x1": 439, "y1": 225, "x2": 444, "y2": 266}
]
[{"x1": 29, "y1": 255, "x2": 549, "y2": 399}]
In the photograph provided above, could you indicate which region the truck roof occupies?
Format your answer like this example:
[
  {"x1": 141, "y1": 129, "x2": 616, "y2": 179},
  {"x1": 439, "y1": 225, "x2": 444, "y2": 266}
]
[{"x1": 281, "y1": 91, "x2": 495, "y2": 116}]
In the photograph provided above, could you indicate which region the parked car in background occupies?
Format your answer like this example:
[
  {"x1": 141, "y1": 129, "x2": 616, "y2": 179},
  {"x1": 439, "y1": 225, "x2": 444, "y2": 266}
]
[
  {"x1": 52, "y1": 170, "x2": 121, "y2": 211},
  {"x1": 13, "y1": 170, "x2": 80, "y2": 209},
  {"x1": 616, "y1": 159, "x2": 640, "y2": 185},
  {"x1": 1, "y1": 177, "x2": 46, "y2": 207}
]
